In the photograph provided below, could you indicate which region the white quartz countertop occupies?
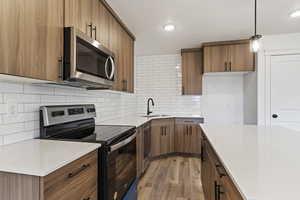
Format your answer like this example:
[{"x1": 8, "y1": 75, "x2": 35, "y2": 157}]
[
  {"x1": 200, "y1": 124, "x2": 300, "y2": 200},
  {"x1": 0, "y1": 139, "x2": 101, "y2": 177},
  {"x1": 97, "y1": 114, "x2": 203, "y2": 127}
]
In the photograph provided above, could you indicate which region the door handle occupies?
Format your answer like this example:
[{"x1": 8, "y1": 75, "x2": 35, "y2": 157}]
[{"x1": 272, "y1": 114, "x2": 278, "y2": 119}]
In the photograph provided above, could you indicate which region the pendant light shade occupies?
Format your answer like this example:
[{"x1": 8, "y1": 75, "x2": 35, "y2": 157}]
[
  {"x1": 250, "y1": 0, "x2": 262, "y2": 52},
  {"x1": 250, "y1": 34, "x2": 262, "y2": 52}
]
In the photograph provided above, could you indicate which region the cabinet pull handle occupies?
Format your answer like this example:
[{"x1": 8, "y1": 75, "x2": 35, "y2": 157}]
[
  {"x1": 68, "y1": 164, "x2": 91, "y2": 179},
  {"x1": 189, "y1": 126, "x2": 192, "y2": 135},
  {"x1": 182, "y1": 86, "x2": 185, "y2": 94},
  {"x1": 83, "y1": 198, "x2": 91, "y2": 200},
  {"x1": 93, "y1": 25, "x2": 97, "y2": 40},
  {"x1": 229, "y1": 61, "x2": 232, "y2": 71},
  {"x1": 87, "y1": 23, "x2": 93, "y2": 37},
  {"x1": 225, "y1": 62, "x2": 228, "y2": 71},
  {"x1": 160, "y1": 127, "x2": 162, "y2": 136},
  {"x1": 58, "y1": 57, "x2": 63, "y2": 79},
  {"x1": 217, "y1": 184, "x2": 225, "y2": 200},
  {"x1": 214, "y1": 181, "x2": 218, "y2": 200},
  {"x1": 183, "y1": 120, "x2": 194, "y2": 123}
]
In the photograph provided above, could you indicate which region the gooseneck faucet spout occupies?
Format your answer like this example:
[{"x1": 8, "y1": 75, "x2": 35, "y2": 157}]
[{"x1": 147, "y1": 98, "x2": 155, "y2": 116}]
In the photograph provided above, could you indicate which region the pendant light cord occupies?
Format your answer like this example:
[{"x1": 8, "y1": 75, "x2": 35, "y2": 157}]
[{"x1": 255, "y1": 0, "x2": 257, "y2": 36}]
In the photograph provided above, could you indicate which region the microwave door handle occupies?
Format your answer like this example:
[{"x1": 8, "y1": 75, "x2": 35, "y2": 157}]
[
  {"x1": 105, "y1": 56, "x2": 115, "y2": 80},
  {"x1": 109, "y1": 132, "x2": 136, "y2": 152}
]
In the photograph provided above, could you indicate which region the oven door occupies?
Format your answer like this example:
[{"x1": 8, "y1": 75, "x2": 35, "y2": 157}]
[
  {"x1": 64, "y1": 27, "x2": 115, "y2": 88},
  {"x1": 107, "y1": 133, "x2": 137, "y2": 200}
]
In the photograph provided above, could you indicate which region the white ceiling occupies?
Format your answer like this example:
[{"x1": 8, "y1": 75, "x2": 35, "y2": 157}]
[{"x1": 107, "y1": 0, "x2": 300, "y2": 56}]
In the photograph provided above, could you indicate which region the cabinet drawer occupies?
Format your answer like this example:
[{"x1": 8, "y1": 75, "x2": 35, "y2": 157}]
[
  {"x1": 43, "y1": 151, "x2": 98, "y2": 200},
  {"x1": 151, "y1": 118, "x2": 173, "y2": 126},
  {"x1": 175, "y1": 118, "x2": 204, "y2": 125}
]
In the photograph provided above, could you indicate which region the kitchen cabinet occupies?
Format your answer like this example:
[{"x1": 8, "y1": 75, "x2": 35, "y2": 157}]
[
  {"x1": 151, "y1": 119, "x2": 175, "y2": 157},
  {"x1": 174, "y1": 118, "x2": 202, "y2": 154},
  {"x1": 181, "y1": 49, "x2": 203, "y2": 95},
  {"x1": 203, "y1": 40, "x2": 255, "y2": 73},
  {"x1": 137, "y1": 122, "x2": 151, "y2": 177},
  {"x1": 64, "y1": 0, "x2": 93, "y2": 37},
  {"x1": 65, "y1": 0, "x2": 135, "y2": 93},
  {"x1": 0, "y1": 151, "x2": 98, "y2": 200},
  {"x1": 201, "y1": 132, "x2": 243, "y2": 200},
  {"x1": 0, "y1": 0, "x2": 64, "y2": 82}
]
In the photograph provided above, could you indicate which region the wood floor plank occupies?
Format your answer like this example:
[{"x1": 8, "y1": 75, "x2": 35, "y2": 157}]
[{"x1": 138, "y1": 156, "x2": 205, "y2": 200}]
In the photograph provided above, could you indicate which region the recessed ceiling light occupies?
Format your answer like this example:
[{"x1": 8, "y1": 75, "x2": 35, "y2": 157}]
[
  {"x1": 163, "y1": 24, "x2": 175, "y2": 32},
  {"x1": 290, "y1": 10, "x2": 300, "y2": 18}
]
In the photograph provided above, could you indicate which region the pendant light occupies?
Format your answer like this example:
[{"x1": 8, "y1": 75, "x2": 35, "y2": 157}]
[{"x1": 250, "y1": 0, "x2": 262, "y2": 52}]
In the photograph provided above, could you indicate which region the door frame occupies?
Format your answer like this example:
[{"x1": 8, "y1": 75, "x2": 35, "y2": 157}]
[{"x1": 257, "y1": 49, "x2": 300, "y2": 126}]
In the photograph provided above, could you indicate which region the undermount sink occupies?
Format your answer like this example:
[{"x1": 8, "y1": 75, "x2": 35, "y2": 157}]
[{"x1": 141, "y1": 114, "x2": 170, "y2": 118}]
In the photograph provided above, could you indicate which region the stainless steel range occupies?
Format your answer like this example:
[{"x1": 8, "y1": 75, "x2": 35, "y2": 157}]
[{"x1": 39, "y1": 104, "x2": 137, "y2": 200}]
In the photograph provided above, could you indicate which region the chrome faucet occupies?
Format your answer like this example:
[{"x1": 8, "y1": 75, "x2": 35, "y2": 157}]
[{"x1": 147, "y1": 98, "x2": 155, "y2": 116}]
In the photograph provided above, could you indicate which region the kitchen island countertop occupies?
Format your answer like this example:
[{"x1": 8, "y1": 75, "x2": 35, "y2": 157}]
[{"x1": 200, "y1": 124, "x2": 300, "y2": 200}]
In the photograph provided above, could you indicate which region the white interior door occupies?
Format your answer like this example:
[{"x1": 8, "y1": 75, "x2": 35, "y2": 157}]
[{"x1": 270, "y1": 54, "x2": 300, "y2": 131}]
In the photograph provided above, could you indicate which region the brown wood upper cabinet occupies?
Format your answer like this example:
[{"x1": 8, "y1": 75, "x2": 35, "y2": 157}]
[
  {"x1": 0, "y1": 0, "x2": 64, "y2": 82},
  {"x1": 65, "y1": 0, "x2": 135, "y2": 93},
  {"x1": 181, "y1": 49, "x2": 203, "y2": 95},
  {"x1": 203, "y1": 40, "x2": 255, "y2": 73}
]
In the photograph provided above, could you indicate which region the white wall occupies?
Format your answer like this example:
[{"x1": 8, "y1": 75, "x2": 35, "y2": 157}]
[
  {"x1": 136, "y1": 54, "x2": 244, "y2": 124},
  {"x1": 0, "y1": 82, "x2": 136, "y2": 146},
  {"x1": 257, "y1": 33, "x2": 300, "y2": 125},
  {"x1": 243, "y1": 71, "x2": 257, "y2": 125}
]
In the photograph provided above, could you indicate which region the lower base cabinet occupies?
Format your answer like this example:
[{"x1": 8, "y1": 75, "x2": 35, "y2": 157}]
[
  {"x1": 175, "y1": 119, "x2": 202, "y2": 154},
  {"x1": 151, "y1": 119, "x2": 175, "y2": 157},
  {"x1": 137, "y1": 122, "x2": 151, "y2": 178},
  {"x1": 0, "y1": 151, "x2": 98, "y2": 200},
  {"x1": 201, "y1": 132, "x2": 243, "y2": 200}
]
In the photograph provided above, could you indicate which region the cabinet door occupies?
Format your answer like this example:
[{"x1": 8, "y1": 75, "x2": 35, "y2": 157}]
[
  {"x1": 0, "y1": 0, "x2": 22, "y2": 76},
  {"x1": 181, "y1": 51, "x2": 203, "y2": 95},
  {"x1": 190, "y1": 125, "x2": 202, "y2": 154},
  {"x1": 136, "y1": 127, "x2": 144, "y2": 177},
  {"x1": 0, "y1": 0, "x2": 63, "y2": 81},
  {"x1": 204, "y1": 45, "x2": 229, "y2": 72},
  {"x1": 201, "y1": 140, "x2": 215, "y2": 200},
  {"x1": 64, "y1": 0, "x2": 93, "y2": 36},
  {"x1": 120, "y1": 31, "x2": 135, "y2": 93},
  {"x1": 150, "y1": 121, "x2": 162, "y2": 157},
  {"x1": 229, "y1": 43, "x2": 255, "y2": 72},
  {"x1": 174, "y1": 124, "x2": 185, "y2": 153}
]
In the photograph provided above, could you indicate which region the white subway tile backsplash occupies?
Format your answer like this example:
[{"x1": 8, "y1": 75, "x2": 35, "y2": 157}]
[
  {"x1": 24, "y1": 84, "x2": 55, "y2": 95},
  {"x1": 136, "y1": 54, "x2": 244, "y2": 123},
  {"x1": 3, "y1": 130, "x2": 36, "y2": 145},
  {"x1": 0, "y1": 81, "x2": 23, "y2": 93},
  {"x1": 0, "y1": 82, "x2": 137, "y2": 146},
  {"x1": 0, "y1": 123, "x2": 25, "y2": 135}
]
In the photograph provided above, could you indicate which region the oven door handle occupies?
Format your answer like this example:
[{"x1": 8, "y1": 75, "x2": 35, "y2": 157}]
[{"x1": 110, "y1": 132, "x2": 136, "y2": 152}]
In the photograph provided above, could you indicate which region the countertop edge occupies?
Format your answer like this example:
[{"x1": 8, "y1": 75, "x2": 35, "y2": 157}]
[
  {"x1": 200, "y1": 124, "x2": 255, "y2": 200},
  {"x1": 0, "y1": 140, "x2": 101, "y2": 177}
]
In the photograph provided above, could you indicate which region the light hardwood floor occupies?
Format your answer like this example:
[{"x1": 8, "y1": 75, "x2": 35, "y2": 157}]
[{"x1": 138, "y1": 156, "x2": 205, "y2": 200}]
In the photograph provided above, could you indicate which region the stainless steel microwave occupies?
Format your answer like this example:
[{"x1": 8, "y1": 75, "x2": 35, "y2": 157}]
[{"x1": 63, "y1": 27, "x2": 115, "y2": 89}]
